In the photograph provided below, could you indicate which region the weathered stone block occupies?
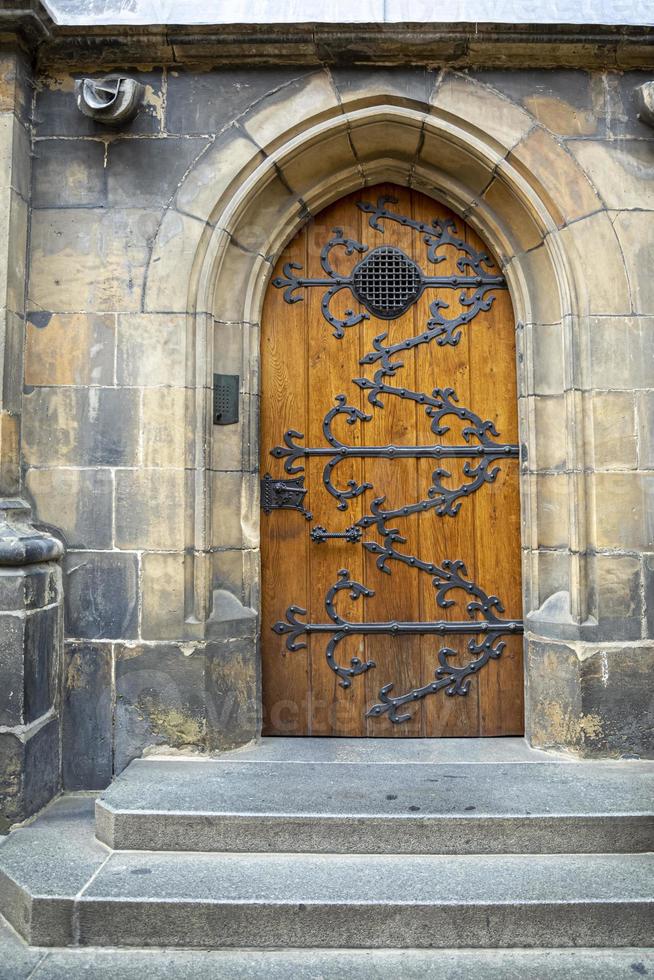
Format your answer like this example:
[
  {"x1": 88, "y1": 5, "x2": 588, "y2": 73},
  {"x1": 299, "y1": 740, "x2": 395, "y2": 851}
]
[
  {"x1": 141, "y1": 388, "x2": 190, "y2": 468},
  {"x1": 604, "y1": 69, "x2": 654, "y2": 139},
  {"x1": 568, "y1": 139, "x2": 654, "y2": 211},
  {"x1": 107, "y1": 136, "x2": 211, "y2": 208},
  {"x1": 175, "y1": 127, "x2": 263, "y2": 223},
  {"x1": 206, "y1": 634, "x2": 260, "y2": 751},
  {"x1": 508, "y1": 127, "x2": 602, "y2": 226},
  {"x1": 23, "y1": 606, "x2": 58, "y2": 723},
  {"x1": 558, "y1": 211, "x2": 631, "y2": 316},
  {"x1": 29, "y1": 207, "x2": 161, "y2": 313},
  {"x1": 115, "y1": 469, "x2": 186, "y2": 551},
  {"x1": 0, "y1": 112, "x2": 31, "y2": 201},
  {"x1": 116, "y1": 313, "x2": 186, "y2": 387},
  {"x1": 0, "y1": 49, "x2": 31, "y2": 122},
  {"x1": 0, "y1": 716, "x2": 61, "y2": 831},
  {"x1": 34, "y1": 70, "x2": 164, "y2": 137},
  {"x1": 637, "y1": 391, "x2": 654, "y2": 469},
  {"x1": 242, "y1": 71, "x2": 339, "y2": 150},
  {"x1": 0, "y1": 409, "x2": 19, "y2": 495},
  {"x1": 212, "y1": 471, "x2": 244, "y2": 550},
  {"x1": 481, "y1": 176, "x2": 544, "y2": 255},
  {"x1": 588, "y1": 553, "x2": 643, "y2": 643},
  {"x1": 0, "y1": 563, "x2": 58, "y2": 614},
  {"x1": 331, "y1": 67, "x2": 431, "y2": 109},
  {"x1": 533, "y1": 396, "x2": 567, "y2": 471},
  {"x1": 1, "y1": 187, "x2": 27, "y2": 315},
  {"x1": 589, "y1": 391, "x2": 637, "y2": 470},
  {"x1": 165, "y1": 67, "x2": 303, "y2": 136},
  {"x1": 470, "y1": 69, "x2": 598, "y2": 137},
  {"x1": 62, "y1": 642, "x2": 112, "y2": 790},
  {"x1": 114, "y1": 643, "x2": 206, "y2": 772},
  {"x1": 143, "y1": 209, "x2": 206, "y2": 314},
  {"x1": 22, "y1": 387, "x2": 140, "y2": 468},
  {"x1": 32, "y1": 139, "x2": 107, "y2": 208},
  {"x1": 0, "y1": 612, "x2": 24, "y2": 725},
  {"x1": 141, "y1": 552, "x2": 186, "y2": 641},
  {"x1": 579, "y1": 645, "x2": 654, "y2": 758},
  {"x1": 612, "y1": 210, "x2": 654, "y2": 315},
  {"x1": 0, "y1": 604, "x2": 58, "y2": 727},
  {"x1": 26, "y1": 468, "x2": 113, "y2": 550},
  {"x1": 24, "y1": 312, "x2": 115, "y2": 387},
  {"x1": 349, "y1": 116, "x2": 422, "y2": 164},
  {"x1": 527, "y1": 635, "x2": 654, "y2": 758},
  {"x1": 431, "y1": 73, "x2": 532, "y2": 151},
  {"x1": 64, "y1": 551, "x2": 138, "y2": 640},
  {"x1": 534, "y1": 474, "x2": 570, "y2": 548},
  {"x1": 281, "y1": 132, "x2": 356, "y2": 198},
  {"x1": 590, "y1": 473, "x2": 654, "y2": 551},
  {"x1": 587, "y1": 316, "x2": 654, "y2": 391}
]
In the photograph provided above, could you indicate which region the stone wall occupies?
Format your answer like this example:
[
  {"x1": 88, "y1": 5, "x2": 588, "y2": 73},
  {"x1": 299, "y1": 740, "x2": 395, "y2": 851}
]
[{"x1": 3, "y1": 55, "x2": 652, "y2": 794}]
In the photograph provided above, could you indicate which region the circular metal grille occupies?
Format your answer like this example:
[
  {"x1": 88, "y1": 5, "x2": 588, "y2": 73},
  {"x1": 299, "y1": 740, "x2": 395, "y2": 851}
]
[{"x1": 352, "y1": 246, "x2": 422, "y2": 319}]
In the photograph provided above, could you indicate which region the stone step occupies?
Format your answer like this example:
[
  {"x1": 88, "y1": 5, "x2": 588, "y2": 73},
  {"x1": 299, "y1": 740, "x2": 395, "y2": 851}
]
[
  {"x1": 3, "y1": 916, "x2": 654, "y2": 980},
  {"x1": 96, "y1": 749, "x2": 654, "y2": 853},
  {"x1": 2, "y1": 796, "x2": 653, "y2": 951}
]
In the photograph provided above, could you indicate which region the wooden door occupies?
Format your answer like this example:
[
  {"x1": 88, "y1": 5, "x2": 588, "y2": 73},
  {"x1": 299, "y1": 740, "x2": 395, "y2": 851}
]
[{"x1": 260, "y1": 185, "x2": 523, "y2": 737}]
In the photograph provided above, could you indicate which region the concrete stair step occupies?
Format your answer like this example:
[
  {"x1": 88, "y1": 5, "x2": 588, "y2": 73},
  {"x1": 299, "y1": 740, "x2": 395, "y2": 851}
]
[
  {"x1": 1, "y1": 796, "x2": 652, "y2": 950},
  {"x1": 3, "y1": 917, "x2": 654, "y2": 980},
  {"x1": 95, "y1": 742, "x2": 654, "y2": 854}
]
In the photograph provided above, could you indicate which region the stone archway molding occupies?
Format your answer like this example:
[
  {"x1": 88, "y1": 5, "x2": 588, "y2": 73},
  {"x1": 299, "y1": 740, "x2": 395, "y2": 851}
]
[{"x1": 144, "y1": 85, "x2": 629, "y2": 752}]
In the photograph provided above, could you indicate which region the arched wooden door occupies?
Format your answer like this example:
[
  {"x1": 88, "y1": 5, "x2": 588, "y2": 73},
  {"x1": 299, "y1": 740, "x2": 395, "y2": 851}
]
[{"x1": 260, "y1": 185, "x2": 523, "y2": 737}]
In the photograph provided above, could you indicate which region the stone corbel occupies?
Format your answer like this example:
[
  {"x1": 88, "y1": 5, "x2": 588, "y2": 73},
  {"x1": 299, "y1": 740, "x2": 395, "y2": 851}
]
[
  {"x1": 635, "y1": 82, "x2": 654, "y2": 128},
  {"x1": 74, "y1": 75, "x2": 144, "y2": 126},
  {"x1": 0, "y1": 498, "x2": 63, "y2": 566}
]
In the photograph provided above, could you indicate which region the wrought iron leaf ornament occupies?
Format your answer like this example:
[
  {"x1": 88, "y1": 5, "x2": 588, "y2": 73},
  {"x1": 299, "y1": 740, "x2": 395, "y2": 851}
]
[
  {"x1": 269, "y1": 383, "x2": 518, "y2": 517},
  {"x1": 272, "y1": 196, "x2": 507, "y2": 345}
]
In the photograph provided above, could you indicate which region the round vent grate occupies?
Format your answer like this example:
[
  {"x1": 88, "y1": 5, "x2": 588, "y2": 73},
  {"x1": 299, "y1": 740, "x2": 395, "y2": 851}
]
[{"x1": 352, "y1": 246, "x2": 423, "y2": 319}]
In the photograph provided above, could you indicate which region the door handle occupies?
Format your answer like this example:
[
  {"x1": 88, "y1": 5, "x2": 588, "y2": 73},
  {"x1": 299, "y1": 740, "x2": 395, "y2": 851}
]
[{"x1": 310, "y1": 524, "x2": 362, "y2": 544}]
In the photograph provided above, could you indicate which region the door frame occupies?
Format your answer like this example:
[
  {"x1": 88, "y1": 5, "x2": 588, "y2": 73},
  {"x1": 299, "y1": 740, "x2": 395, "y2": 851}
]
[{"x1": 144, "y1": 99, "x2": 601, "y2": 750}]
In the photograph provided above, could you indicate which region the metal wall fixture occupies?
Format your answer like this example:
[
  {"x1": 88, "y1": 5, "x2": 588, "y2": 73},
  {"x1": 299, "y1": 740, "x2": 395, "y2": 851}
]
[{"x1": 260, "y1": 474, "x2": 312, "y2": 519}]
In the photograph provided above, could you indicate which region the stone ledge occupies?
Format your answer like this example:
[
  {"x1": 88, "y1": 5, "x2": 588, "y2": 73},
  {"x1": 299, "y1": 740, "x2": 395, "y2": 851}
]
[{"x1": 0, "y1": 500, "x2": 63, "y2": 568}]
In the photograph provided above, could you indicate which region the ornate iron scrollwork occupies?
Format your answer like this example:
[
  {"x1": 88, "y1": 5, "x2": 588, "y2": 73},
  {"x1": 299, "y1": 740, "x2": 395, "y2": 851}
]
[
  {"x1": 261, "y1": 473, "x2": 312, "y2": 520},
  {"x1": 270, "y1": 385, "x2": 518, "y2": 517},
  {"x1": 273, "y1": 558, "x2": 522, "y2": 723},
  {"x1": 273, "y1": 196, "x2": 506, "y2": 342}
]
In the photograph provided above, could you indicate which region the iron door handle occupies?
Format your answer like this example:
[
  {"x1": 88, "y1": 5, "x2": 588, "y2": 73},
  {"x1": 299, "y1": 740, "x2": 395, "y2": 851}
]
[{"x1": 310, "y1": 524, "x2": 362, "y2": 544}]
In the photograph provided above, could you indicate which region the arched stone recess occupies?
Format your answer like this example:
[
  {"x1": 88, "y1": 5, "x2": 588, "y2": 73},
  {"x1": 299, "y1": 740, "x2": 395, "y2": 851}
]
[{"x1": 144, "y1": 74, "x2": 637, "y2": 755}]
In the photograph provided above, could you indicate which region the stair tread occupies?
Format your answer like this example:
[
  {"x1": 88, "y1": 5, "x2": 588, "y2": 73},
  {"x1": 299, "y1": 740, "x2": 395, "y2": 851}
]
[
  {"x1": 83, "y1": 850, "x2": 654, "y2": 904},
  {"x1": 99, "y1": 757, "x2": 654, "y2": 818}
]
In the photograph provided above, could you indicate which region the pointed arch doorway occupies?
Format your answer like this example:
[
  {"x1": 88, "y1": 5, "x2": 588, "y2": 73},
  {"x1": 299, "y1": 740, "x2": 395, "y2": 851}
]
[{"x1": 260, "y1": 184, "x2": 523, "y2": 737}]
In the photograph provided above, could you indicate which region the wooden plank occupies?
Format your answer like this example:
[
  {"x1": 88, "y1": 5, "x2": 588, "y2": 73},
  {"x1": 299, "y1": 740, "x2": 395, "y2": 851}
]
[
  {"x1": 411, "y1": 190, "x2": 481, "y2": 737},
  {"x1": 466, "y1": 224, "x2": 524, "y2": 736},
  {"x1": 305, "y1": 193, "x2": 367, "y2": 736},
  {"x1": 260, "y1": 229, "x2": 311, "y2": 735}
]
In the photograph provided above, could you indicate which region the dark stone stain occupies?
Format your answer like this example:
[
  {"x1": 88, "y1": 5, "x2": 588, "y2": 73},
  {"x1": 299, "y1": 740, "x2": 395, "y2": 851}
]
[
  {"x1": 630, "y1": 964, "x2": 647, "y2": 975},
  {"x1": 464, "y1": 805, "x2": 476, "y2": 811},
  {"x1": 27, "y1": 311, "x2": 53, "y2": 328}
]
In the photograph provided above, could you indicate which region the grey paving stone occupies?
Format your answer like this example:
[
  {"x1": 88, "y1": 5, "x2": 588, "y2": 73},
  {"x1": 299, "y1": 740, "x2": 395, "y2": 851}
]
[
  {"x1": 23, "y1": 947, "x2": 654, "y2": 980},
  {"x1": 96, "y1": 754, "x2": 654, "y2": 853},
  {"x1": 77, "y1": 850, "x2": 654, "y2": 948},
  {"x1": 0, "y1": 796, "x2": 108, "y2": 946},
  {"x1": 0, "y1": 916, "x2": 44, "y2": 980}
]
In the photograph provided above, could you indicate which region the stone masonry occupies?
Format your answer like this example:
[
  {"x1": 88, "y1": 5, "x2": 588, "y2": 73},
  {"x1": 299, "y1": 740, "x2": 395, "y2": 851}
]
[{"x1": 0, "y1": 6, "x2": 652, "y2": 820}]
